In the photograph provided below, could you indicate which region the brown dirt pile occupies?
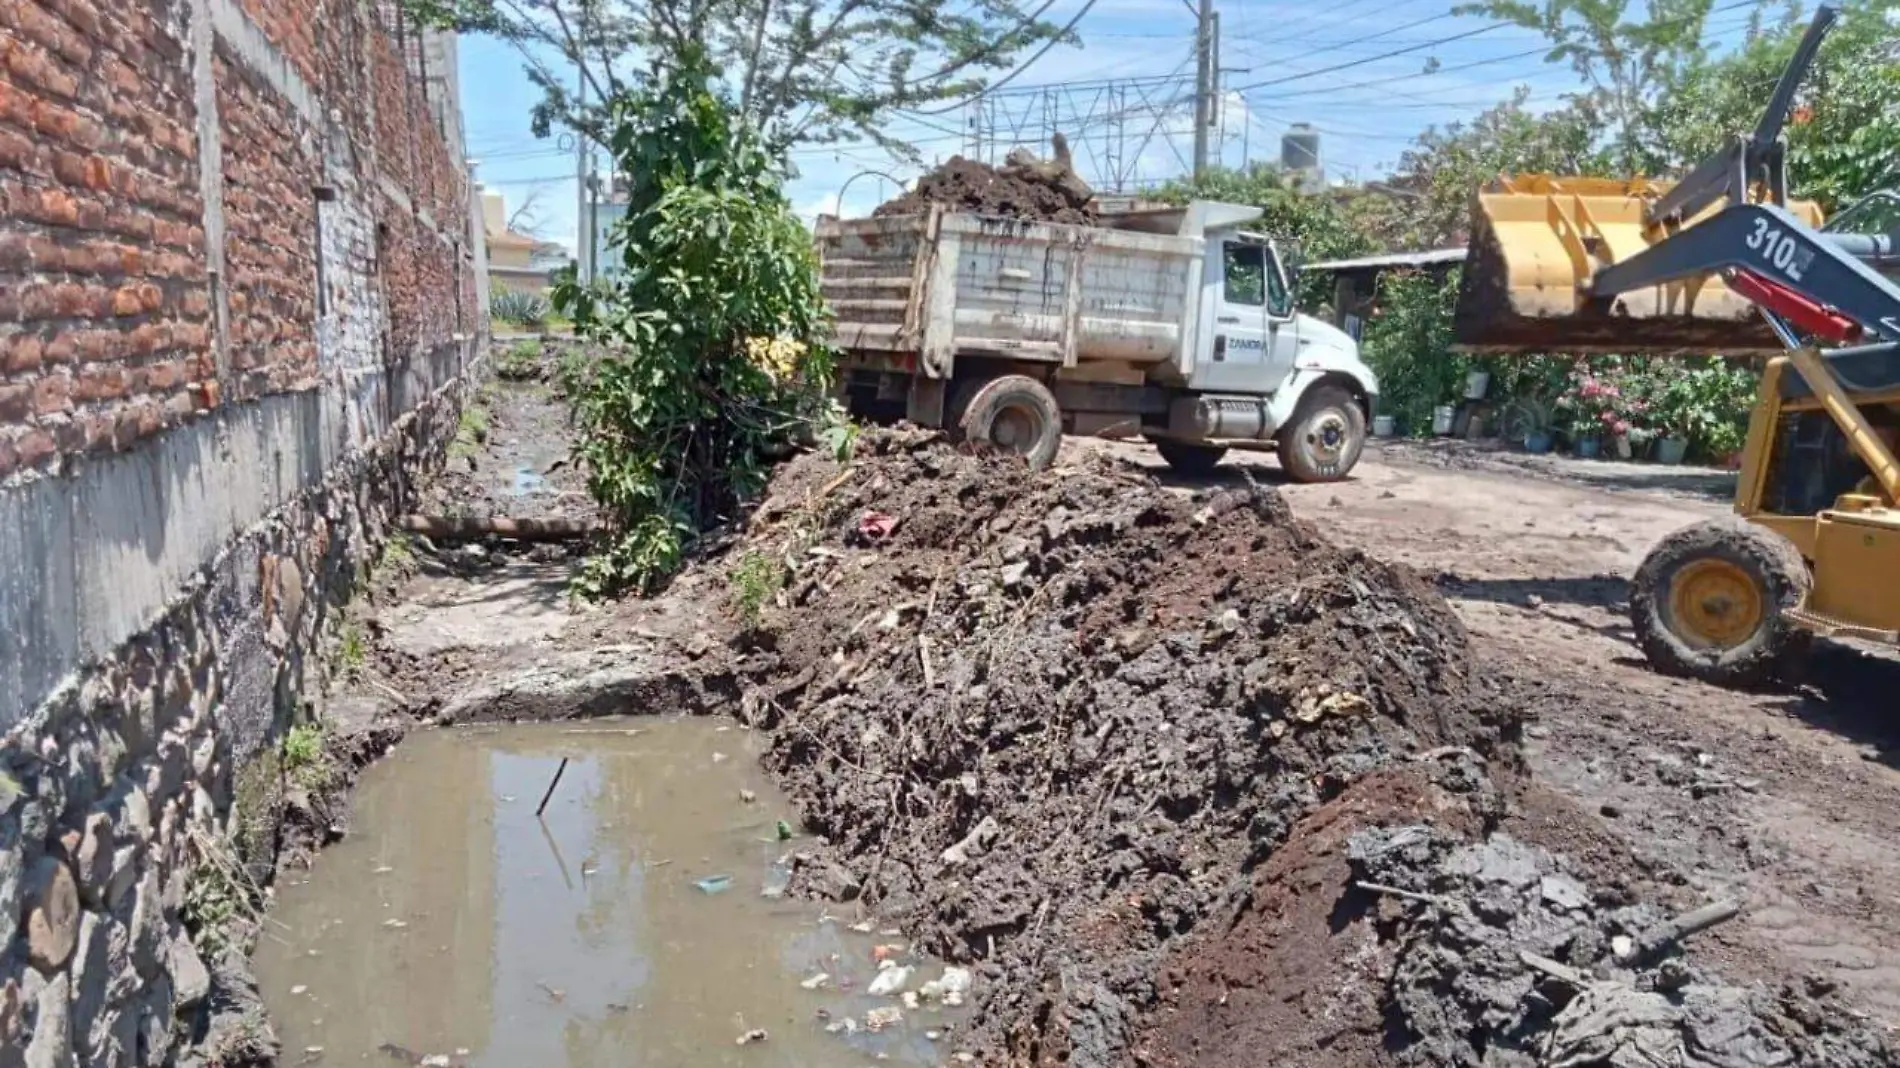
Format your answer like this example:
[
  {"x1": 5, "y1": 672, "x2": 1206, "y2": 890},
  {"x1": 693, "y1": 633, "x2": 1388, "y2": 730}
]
[
  {"x1": 874, "y1": 155, "x2": 1098, "y2": 225},
  {"x1": 729, "y1": 429, "x2": 1512, "y2": 1064}
]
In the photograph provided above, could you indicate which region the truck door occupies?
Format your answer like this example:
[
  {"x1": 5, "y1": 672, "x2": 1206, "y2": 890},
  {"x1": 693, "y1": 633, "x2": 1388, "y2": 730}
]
[{"x1": 1193, "y1": 237, "x2": 1297, "y2": 393}]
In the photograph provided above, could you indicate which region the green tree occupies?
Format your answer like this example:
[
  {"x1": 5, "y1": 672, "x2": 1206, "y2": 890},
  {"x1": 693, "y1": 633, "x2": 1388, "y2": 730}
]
[
  {"x1": 403, "y1": 0, "x2": 1065, "y2": 155},
  {"x1": 554, "y1": 49, "x2": 837, "y2": 596},
  {"x1": 1453, "y1": 0, "x2": 1726, "y2": 170},
  {"x1": 1647, "y1": 0, "x2": 1900, "y2": 210},
  {"x1": 1153, "y1": 164, "x2": 1377, "y2": 307},
  {"x1": 1363, "y1": 90, "x2": 1607, "y2": 249},
  {"x1": 1358, "y1": 269, "x2": 1466, "y2": 435}
]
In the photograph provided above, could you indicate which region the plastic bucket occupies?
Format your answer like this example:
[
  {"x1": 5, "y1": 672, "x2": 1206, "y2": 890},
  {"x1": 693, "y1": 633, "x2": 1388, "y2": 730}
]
[
  {"x1": 1432, "y1": 405, "x2": 1456, "y2": 436},
  {"x1": 1465, "y1": 370, "x2": 1491, "y2": 400},
  {"x1": 1372, "y1": 414, "x2": 1397, "y2": 437},
  {"x1": 1657, "y1": 437, "x2": 1689, "y2": 465}
]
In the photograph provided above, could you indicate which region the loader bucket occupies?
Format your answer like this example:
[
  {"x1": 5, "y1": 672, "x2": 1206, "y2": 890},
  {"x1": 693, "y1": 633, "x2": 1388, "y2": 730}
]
[{"x1": 1451, "y1": 175, "x2": 1827, "y2": 355}]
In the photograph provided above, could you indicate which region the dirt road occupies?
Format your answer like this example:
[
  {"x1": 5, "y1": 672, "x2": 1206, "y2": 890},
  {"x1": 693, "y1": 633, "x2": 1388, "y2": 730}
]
[{"x1": 1103, "y1": 437, "x2": 1900, "y2": 1030}]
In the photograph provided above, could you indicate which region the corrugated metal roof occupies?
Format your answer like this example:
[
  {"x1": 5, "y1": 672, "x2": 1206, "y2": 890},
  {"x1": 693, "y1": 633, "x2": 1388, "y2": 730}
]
[{"x1": 1305, "y1": 248, "x2": 1466, "y2": 272}]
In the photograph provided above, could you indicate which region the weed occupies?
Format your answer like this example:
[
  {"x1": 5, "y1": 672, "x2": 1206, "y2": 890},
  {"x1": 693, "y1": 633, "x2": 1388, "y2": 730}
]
[
  {"x1": 281, "y1": 723, "x2": 334, "y2": 792},
  {"x1": 496, "y1": 339, "x2": 543, "y2": 381},
  {"x1": 181, "y1": 827, "x2": 266, "y2": 956},
  {"x1": 730, "y1": 550, "x2": 786, "y2": 627},
  {"x1": 379, "y1": 532, "x2": 417, "y2": 574},
  {"x1": 338, "y1": 622, "x2": 367, "y2": 679},
  {"x1": 450, "y1": 398, "x2": 490, "y2": 459}
]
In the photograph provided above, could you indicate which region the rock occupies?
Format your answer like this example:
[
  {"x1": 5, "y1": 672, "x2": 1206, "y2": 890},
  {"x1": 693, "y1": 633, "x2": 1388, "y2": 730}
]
[
  {"x1": 23, "y1": 972, "x2": 71, "y2": 1068},
  {"x1": 0, "y1": 839, "x2": 22, "y2": 933},
  {"x1": 1540, "y1": 874, "x2": 1591, "y2": 913},
  {"x1": 72, "y1": 912, "x2": 141, "y2": 1058},
  {"x1": 111, "y1": 782, "x2": 153, "y2": 844},
  {"x1": 1, "y1": 978, "x2": 21, "y2": 1044},
  {"x1": 105, "y1": 847, "x2": 139, "y2": 912},
  {"x1": 72, "y1": 813, "x2": 114, "y2": 905},
  {"x1": 24, "y1": 858, "x2": 80, "y2": 972},
  {"x1": 136, "y1": 972, "x2": 173, "y2": 1067},
  {"x1": 128, "y1": 867, "x2": 165, "y2": 978},
  {"x1": 169, "y1": 937, "x2": 211, "y2": 1009}
]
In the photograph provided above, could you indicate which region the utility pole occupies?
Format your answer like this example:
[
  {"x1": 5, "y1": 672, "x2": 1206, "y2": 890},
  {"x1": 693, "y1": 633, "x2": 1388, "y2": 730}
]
[
  {"x1": 575, "y1": 17, "x2": 591, "y2": 283},
  {"x1": 1192, "y1": 0, "x2": 1212, "y2": 178}
]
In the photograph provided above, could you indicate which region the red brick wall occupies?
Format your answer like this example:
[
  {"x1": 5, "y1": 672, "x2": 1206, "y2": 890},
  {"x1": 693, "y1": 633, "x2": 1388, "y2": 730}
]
[
  {"x1": 215, "y1": 47, "x2": 319, "y2": 398},
  {"x1": 0, "y1": 0, "x2": 474, "y2": 480},
  {"x1": 0, "y1": 0, "x2": 214, "y2": 475}
]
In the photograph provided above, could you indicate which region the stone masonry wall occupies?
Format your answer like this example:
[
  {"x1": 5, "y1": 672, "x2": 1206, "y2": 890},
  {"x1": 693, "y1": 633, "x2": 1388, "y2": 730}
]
[{"x1": 0, "y1": 0, "x2": 479, "y2": 1063}]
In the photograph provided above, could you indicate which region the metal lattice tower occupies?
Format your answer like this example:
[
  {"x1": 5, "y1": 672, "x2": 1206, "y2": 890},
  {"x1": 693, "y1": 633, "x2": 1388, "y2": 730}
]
[{"x1": 965, "y1": 73, "x2": 1199, "y2": 193}]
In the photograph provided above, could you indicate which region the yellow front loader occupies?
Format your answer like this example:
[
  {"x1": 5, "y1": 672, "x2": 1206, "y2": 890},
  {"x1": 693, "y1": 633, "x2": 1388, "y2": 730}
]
[{"x1": 1451, "y1": 5, "x2": 1900, "y2": 686}]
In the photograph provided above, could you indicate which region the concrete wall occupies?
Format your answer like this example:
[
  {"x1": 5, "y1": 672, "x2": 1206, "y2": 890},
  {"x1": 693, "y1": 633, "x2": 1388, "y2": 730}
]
[{"x1": 0, "y1": 0, "x2": 478, "y2": 1062}]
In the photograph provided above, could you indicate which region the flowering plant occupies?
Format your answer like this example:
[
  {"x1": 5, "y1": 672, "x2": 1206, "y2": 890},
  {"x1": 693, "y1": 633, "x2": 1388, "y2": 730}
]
[{"x1": 1553, "y1": 358, "x2": 1647, "y2": 439}]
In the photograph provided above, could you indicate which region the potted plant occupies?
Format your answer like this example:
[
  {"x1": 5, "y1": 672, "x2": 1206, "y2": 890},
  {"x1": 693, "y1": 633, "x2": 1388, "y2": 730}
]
[{"x1": 1503, "y1": 398, "x2": 1557, "y2": 454}]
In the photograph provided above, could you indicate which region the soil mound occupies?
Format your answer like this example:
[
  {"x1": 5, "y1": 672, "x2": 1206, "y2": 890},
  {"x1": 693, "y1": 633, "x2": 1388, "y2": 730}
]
[
  {"x1": 1144, "y1": 770, "x2": 1897, "y2": 1068},
  {"x1": 730, "y1": 429, "x2": 1510, "y2": 1063},
  {"x1": 874, "y1": 155, "x2": 1098, "y2": 225}
]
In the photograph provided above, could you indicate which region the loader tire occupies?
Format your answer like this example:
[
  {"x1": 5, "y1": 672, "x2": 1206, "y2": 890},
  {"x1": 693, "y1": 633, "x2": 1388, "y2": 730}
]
[
  {"x1": 1153, "y1": 439, "x2": 1229, "y2": 476},
  {"x1": 954, "y1": 374, "x2": 1063, "y2": 472},
  {"x1": 1277, "y1": 384, "x2": 1366, "y2": 483},
  {"x1": 1629, "y1": 518, "x2": 1813, "y2": 688}
]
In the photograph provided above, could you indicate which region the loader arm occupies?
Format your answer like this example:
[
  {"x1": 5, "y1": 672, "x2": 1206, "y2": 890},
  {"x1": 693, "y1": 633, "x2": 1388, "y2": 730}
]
[{"x1": 1588, "y1": 203, "x2": 1900, "y2": 345}]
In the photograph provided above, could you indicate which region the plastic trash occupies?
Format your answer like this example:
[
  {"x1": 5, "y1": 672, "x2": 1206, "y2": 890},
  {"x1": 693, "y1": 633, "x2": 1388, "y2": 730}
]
[
  {"x1": 799, "y1": 973, "x2": 831, "y2": 990},
  {"x1": 694, "y1": 875, "x2": 734, "y2": 895},
  {"x1": 867, "y1": 965, "x2": 912, "y2": 997},
  {"x1": 864, "y1": 1007, "x2": 903, "y2": 1032},
  {"x1": 761, "y1": 863, "x2": 792, "y2": 900},
  {"x1": 775, "y1": 820, "x2": 794, "y2": 841}
]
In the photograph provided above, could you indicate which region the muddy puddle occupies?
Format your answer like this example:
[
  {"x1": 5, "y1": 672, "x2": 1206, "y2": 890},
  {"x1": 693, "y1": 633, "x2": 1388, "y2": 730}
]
[{"x1": 255, "y1": 718, "x2": 968, "y2": 1067}]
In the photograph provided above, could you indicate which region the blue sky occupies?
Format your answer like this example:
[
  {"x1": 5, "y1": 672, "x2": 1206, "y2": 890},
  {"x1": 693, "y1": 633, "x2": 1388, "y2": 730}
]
[{"x1": 458, "y1": 0, "x2": 1774, "y2": 256}]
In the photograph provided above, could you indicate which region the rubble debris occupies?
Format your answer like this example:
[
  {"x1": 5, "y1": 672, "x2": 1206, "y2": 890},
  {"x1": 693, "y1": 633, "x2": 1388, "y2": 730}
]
[
  {"x1": 873, "y1": 142, "x2": 1097, "y2": 225},
  {"x1": 693, "y1": 875, "x2": 734, "y2": 895},
  {"x1": 738, "y1": 429, "x2": 1496, "y2": 1065},
  {"x1": 735, "y1": 1028, "x2": 769, "y2": 1045}
]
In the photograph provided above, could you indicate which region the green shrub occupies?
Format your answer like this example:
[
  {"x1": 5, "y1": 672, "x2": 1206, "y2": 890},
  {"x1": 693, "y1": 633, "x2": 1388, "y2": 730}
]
[
  {"x1": 553, "y1": 50, "x2": 835, "y2": 598},
  {"x1": 492, "y1": 288, "x2": 552, "y2": 326},
  {"x1": 1359, "y1": 269, "x2": 1464, "y2": 435}
]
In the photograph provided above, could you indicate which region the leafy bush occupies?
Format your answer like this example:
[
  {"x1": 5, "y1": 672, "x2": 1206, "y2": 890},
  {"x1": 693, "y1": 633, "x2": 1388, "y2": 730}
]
[
  {"x1": 554, "y1": 51, "x2": 835, "y2": 598},
  {"x1": 491, "y1": 288, "x2": 552, "y2": 326},
  {"x1": 1647, "y1": 361, "x2": 1759, "y2": 458},
  {"x1": 1358, "y1": 268, "x2": 1464, "y2": 435}
]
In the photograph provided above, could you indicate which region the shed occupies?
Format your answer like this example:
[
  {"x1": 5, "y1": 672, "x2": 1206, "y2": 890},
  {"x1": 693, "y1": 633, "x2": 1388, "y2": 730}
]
[{"x1": 1304, "y1": 247, "x2": 1465, "y2": 341}]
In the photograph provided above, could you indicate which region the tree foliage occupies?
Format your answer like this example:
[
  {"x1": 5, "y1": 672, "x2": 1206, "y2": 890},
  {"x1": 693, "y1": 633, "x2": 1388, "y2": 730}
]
[
  {"x1": 1358, "y1": 269, "x2": 1467, "y2": 435},
  {"x1": 553, "y1": 50, "x2": 837, "y2": 597},
  {"x1": 1359, "y1": 91, "x2": 1607, "y2": 248},
  {"x1": 403, "y1": 0, "x2": 1065, "y2": 154},
  {"x1": 1453, "y1": 0, "x2": 1720, "y2": 170},
  {"x1": 1648, "y1": 0, "x2": 1900, "y2": 209}
]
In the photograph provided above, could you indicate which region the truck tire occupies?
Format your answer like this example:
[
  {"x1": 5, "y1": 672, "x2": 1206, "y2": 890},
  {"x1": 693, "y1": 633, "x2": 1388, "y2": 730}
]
[
  {"x1": 1629, "y1": 518, "x2": 1813, "y2": 688},
  {"x1": 1153, "y1": 439, "x2": 1229, "y2": 476},
  {"x1": 954, "y1": 375, "x2": 1063, "y2": 471},
  {"x1": 1277, "y1": 384, "x2": 1366, "y2": 483}
]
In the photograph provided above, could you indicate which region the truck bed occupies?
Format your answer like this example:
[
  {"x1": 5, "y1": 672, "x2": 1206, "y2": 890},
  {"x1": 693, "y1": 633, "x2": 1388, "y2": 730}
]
[{"x1": 814, "y1": 209, "x2": 1205, "y2": 380}]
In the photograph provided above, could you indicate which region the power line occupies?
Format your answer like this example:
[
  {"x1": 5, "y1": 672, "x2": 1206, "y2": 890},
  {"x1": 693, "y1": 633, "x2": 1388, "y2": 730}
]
[
  {"x1": 912, "y1": 0, "x2": 1106, "y2": 114},
  {"x1": 1231, "y1": 21, "x2": 1514, "y2": 94},
  {"x1": 1234, "y1": 0, "x2": 1762, "y2": 96},
  {"x1": 912, "y1": 0, "x2": 1067, "y2": 83}
]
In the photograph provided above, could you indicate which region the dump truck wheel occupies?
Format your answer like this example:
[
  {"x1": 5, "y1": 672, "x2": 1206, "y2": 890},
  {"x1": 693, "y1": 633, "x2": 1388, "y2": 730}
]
[
  {"x1": 1630, "y1": 519, "x2": 1813, "y2": 688},
  {"x1": 1277, "y1": 385, "x2": 1366, "y2": 483},
  {"x1": 1153, "y1": 439, "x2": 1228, "y2": 475},
  {"x1": 955, "y1": 375, "x2": 1063, "y2": 471}
]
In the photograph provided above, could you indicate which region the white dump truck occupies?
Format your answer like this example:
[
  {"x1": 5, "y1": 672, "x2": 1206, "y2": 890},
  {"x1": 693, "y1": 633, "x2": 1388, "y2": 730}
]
[{"x1": 815, "y1": 200, "x2": 1379, "y2": 479}]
